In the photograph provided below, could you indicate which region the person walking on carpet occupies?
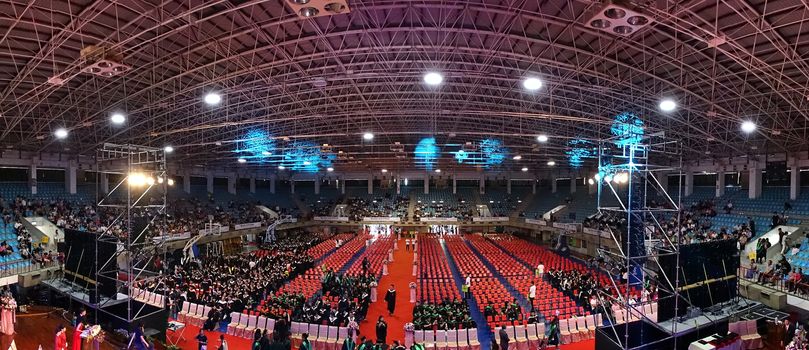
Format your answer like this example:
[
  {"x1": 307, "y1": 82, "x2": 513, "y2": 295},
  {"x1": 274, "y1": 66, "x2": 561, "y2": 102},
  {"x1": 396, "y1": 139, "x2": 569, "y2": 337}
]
[
  {"x1": 376, "y1": 316, "x2": 388, "y2": 344},
  {"x1": 384, "y1": 284, "x2": 397, "y2": 316},
  {"x1": 498, "y1": 324, "x2": 509, "y2": 350}
]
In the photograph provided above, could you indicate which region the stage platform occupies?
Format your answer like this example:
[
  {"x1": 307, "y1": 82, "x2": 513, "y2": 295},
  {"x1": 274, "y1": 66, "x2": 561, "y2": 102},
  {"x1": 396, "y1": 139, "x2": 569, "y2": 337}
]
[
  {"x1": 42, "y1": 278, "x2": 130, "y2": 308},
  {"x1": 654, "y1": 298, "x2": 786, "y2": 336}
]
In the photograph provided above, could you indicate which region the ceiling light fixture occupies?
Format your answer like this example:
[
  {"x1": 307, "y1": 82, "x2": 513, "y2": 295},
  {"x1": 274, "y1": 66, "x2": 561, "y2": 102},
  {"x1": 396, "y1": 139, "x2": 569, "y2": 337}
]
[
  {"x1": 204, "y1": 92, "x2": 222, "y2": 105},
  {"x1": 659, "y1": 99, "x2": 677, "y2": 112},
  {"x1": 110, "y1": 113, "x2": 126, "y2": 125},
  {"x1": 512, "y1": 155, "x2": 522, "y2": 160},
  {"x1": 423, "y1": 72, "x2": 443, "y2": 86},
  {"x1": 237, "y1": 158, "x2": 247, "y2": 163},
  {"x1": 164, "y1": 146, "x2": 174, "y2": 153},
  {"x1": 278, "y1": 165, "x2": 286, "y2": 170},
  {"x1": 741, "y1": 121, "x2": 757, "y2": 134},
  {"x1": 54, "y1": 128, "x2": 69, "y2": 139},
  {"x1": 327, "y1": 167, "x2": 334, "y2": 172},
  {"x1": 435, "y1": 169, "x2": 441, "y2": 173},
  {"x1": 547, "y1": 160, "x2": 556, "y2": 166},
  {"x1": 536, "y1": 134, "x2": 549, "y2": 143},
  {"x1": 521, "y1": 167, "x2": 528, "y2": 172},
  {"x1": 522, "y1": 77, "x2": 543, "y2": 91},
  {"x1": 363, "y1": 132, "x2": 374, "y2": 141},
  {"x1": 381, "y1": 169, "x2": 388, "y2": 173}
]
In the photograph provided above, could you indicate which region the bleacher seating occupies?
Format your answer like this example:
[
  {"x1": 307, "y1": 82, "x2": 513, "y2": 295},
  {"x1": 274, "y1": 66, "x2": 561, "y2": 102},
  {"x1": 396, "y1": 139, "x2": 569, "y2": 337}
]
[{"x1": 418, "y1": 235, "x2": 462, "y2": 303}]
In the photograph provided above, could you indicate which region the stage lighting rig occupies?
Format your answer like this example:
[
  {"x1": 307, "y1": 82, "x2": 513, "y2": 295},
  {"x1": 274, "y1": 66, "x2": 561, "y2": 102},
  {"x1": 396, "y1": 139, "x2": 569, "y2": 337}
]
[{"x1": 79, "y1": 45, "x2": 132, "y2": 77}]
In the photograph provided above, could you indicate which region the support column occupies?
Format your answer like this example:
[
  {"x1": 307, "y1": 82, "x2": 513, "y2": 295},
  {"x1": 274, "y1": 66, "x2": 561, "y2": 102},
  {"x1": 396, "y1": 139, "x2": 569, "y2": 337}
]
[
  {"x1": 790, "y1": 165, "x2": 800, "y2": 200},
  {"x1": 507, "y1": 178, "x2": 512, "y2": 194},
  {"x1": 206, "y1": 173, "x2": 214, "y2": 194},
  {"x1": 749, "y1": 167, "x2": 762, "y2": 199},
  {"x1": 315, "y1": 178, "x2": 321, "y2": 195},
  {"x1": 532, "y1": 180, "x2": 537, "y2": 194},
  {"x1": 368, "y1": 176, "x2": 373, "y2": 195},
  {"x1": 249, "y1": 176, "x2": 256, "y2": 194},
  {"x1": 570, "y1": 176, "x2": 577, "y2": 194},
  {"x1": 340, "y1": 177, "x2": 345, "y2": 195},
  {"x1": 684, "y1": 171, "x2": 694, "y2": 197},
  {"x1": 551, "y1": 178, "x2": 557, "y2": 193},
  {"x1": 453, "y1": 177, "x2": 457, "y2": 194},
  {"x1": 716, "y1": 172, "x2": 725, "y2": 198},
  {"x1": 270, "y1": 177, "x2": 276, "y2": 194},
  {"x1": 479, "y1": 176, "x2": 485, "y2": 195},
  {"x1": 101, "y1": 173, "x2": 110, "y2": 194},
  {"x1": 291, "y1": 180, "x2": 296, "y2": 194},
  {"x1": 424, "y1": 175, "x2": 429, "y2": 194},
  {"x1": 183, "y1": 174, "x2": 191, "y2": 194},
  {"x1": 66, "y1": 163, "x2": 77, "y2": 195},
  {"x1": 227, "y1": 175, "x2": 237, "y2": 195},
  {"x1": 29, "y1": 163, "x2": 37, "y2": 195}
]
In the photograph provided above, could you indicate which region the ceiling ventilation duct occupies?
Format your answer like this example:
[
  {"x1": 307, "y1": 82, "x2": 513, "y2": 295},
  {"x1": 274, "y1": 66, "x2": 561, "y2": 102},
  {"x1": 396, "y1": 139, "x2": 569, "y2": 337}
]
[
  {"x1": 585, "y1": 0, "x2": 652, "y2": 37},
  {"x1": 285, "y1": 0, "x2": 350, "y2": 18}
]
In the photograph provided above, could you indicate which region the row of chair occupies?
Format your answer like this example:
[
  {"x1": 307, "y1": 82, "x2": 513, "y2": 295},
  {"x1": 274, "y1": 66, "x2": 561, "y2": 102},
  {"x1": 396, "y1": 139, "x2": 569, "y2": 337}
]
[
  {"x1": 413, "y1": 328, "x2": 480, "y2": 350},
  {"x1": 178, "y1": 302, "x2": 213, "y2": 328},
  {"x1": 611, "y1": 302, "x2": 658, "y2": 324},
  {"x1": 728, "y1": 320, "x2": 763, "y2": 350},
  {"x1": 558, "y1": 314, "x2": 602, "y2": 344},
  {"x1": 130, "y1": 287, "x2": 166, "y2": 308}
]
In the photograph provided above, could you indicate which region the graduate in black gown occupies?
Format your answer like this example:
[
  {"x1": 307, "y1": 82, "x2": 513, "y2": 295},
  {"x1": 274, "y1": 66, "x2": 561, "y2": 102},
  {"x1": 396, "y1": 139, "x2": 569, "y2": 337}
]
[
  {"x1": 375, "y1": 316, "x2": 388, "y2": 344},
  {"x1": 384, "y1": 284, "x2": 396, "y2": 316}
]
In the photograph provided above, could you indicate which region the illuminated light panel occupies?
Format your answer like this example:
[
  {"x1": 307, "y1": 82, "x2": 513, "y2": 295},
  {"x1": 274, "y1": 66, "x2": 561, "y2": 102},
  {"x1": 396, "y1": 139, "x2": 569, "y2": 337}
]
[
  {"x1": 414, "y1": 137, "x2": 439, "y2": 170},
  {"x1": 54, "y1": 128, "x2": 69, "y2": 139},
  {"x1": 238, "y1": 129, "x2": 277, "y2": 162},
  {"x1": 327, "y1": 167, "x2": 334, "y2": 172},
  {"x1": 164, "y1": 146, "x2": 174, "y2": 153},
  {"x1": 565, "y1": 139, "x2": 595, "y2": 168},
  {"x1": 611, "y1": 112, "x2": 645, "y2": 146},
  {"x1": 204, "y1": 92, "x2": 222, "y2": 105},
  {"x1": 363, "y1": 132, "x2": 374, "y2": 140},
  {"x1": 521, "y1": 167, "x2": 528, "y2": 172},
  {"x1": 238, "y1": 158, "x2": 247, "y2": 163},
  {"x1": 536, "y1": 134, "x2": 548, "y2": 143},
  {"x1": 423, "y1": 72, "x2": 443, "y2": 85},
  {"x1": 522, "y1": 77, "x2": 543, "y2": 91},
  {"x1": 512, "y1": 155, "x2": 522, "y2": 160},
  {"x1": 110, "y1": 113, "x2": 126, "y2": 124},
  {"x1": 659, "y1": 99, "x2": 676, "y2": 112},
  {"x1": 741, "y1": 121, "x2": 757, "y2": 134},
  {"x1": 547, "y1": 161, "x2": 556, "y2": 166}
]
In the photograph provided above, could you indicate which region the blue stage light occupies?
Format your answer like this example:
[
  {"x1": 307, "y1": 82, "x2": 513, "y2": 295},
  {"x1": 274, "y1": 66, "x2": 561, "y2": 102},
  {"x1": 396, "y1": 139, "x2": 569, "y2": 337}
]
[
  {"x1": 238, "y1": 129, "x2": 277, "y2": 162},
  {"x1": 479, "y1": 138, "x2": 508, "y2": 167},
  {"x1": 414, "y1": 137, "x2": 439, "y2": 169},
  {"x1": 566, "y1": 139, "x2": 595, "y2": 168},
  {"x1": 611, "y1": 112, "x2": 645, "y2": 146}
]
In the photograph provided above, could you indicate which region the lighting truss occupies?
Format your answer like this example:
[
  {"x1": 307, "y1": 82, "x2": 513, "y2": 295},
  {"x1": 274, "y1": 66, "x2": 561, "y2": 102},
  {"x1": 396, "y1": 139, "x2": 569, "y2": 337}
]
[
  {"x1": 594, "y1": 132, "x2": 686, "y2": 349},
  {"x1": 94, "y1": 143, "x2": 168, "y2": 324}
]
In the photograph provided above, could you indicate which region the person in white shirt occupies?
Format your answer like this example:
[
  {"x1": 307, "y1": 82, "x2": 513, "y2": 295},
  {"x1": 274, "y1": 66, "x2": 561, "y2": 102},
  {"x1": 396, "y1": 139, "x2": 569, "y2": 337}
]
[
  {"x1": 465, "y1": 274, "x2": 472, "y2": 299},
  {"x1": 405, "y1": 239, "x2": 410, "y2": 252},
  {"x1": 536, "y1": 262, "x2": 545, "y2": 279},
  {"x1": 528, "y1": 282, "x2": 537, "y2": 311}
]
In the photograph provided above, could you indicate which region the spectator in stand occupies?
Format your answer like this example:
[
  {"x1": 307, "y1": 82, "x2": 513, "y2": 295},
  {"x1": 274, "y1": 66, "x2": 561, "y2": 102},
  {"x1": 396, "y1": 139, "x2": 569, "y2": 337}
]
[
  {"x1": 724, "y1": 201, "x2": 733, "y2": 214},
  {"x1": 787, "y1": 268, "x2": 803, "y2": 293}
]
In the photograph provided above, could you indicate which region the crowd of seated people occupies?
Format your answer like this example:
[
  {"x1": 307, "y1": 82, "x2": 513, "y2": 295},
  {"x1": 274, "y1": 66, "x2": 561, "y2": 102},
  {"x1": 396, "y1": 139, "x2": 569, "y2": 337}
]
[
  {"x1": 142, "y1": 235, "x2": 315, "y2": 323},
  {"x1": 412, "y1": 299, "x2": 476, "y2": 330},
  {"x1": 345, "y1": 194, "x2": 409, "y2": 220},
  {"x1": 413, "y1": 198, "x2": 473, "y2": 221},
  {"x1": 483, "y1": 298, "x2": 522, "y2": 321}
]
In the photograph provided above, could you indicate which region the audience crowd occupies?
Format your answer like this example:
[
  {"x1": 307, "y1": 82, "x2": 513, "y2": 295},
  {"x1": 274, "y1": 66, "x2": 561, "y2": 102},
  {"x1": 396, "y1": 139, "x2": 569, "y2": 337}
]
[{"x1": 412, "y1": 299, "x2": 476, "y2": 330}]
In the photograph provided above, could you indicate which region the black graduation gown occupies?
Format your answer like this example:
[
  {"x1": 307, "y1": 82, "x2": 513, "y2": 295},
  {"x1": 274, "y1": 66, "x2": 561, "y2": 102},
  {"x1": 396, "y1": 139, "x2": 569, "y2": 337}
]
[
  {"x1": 384, "y1": 289, "x2": 396, "y2": 314},
  {"x1": 376, "y1": 321, "x2": 388, "y2": 344}
]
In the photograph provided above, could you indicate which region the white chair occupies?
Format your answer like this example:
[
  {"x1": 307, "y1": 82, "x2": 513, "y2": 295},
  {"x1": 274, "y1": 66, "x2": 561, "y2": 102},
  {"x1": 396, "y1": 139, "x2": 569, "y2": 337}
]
[
  {"x1": 446, "y1": 329, "x2": 459, "y2": 350},
  {"x1": 256, "y1": 316, "x2": 268, "y2": 333},
  {"x1": 576, "y1": 316, "x2": 589, "y2": 340},
  {"x1": 290, "y1": 322, "x2": 304, "y2": 349},
  {"x1": 514, "y1": 325, "x2": 528, "y2": 350},
  {"x1": 326, "y1": 326, "x2": 339, "y2": 350},
  {"x1": 424, "y1": 330, "x2": 436, "y2": 349},
  {"x1": 184, "y1": 304, "x2": 199, "y2": 325},
  {"x1": 266, "y1": 318, "x2": 276, "y2": 338},
  {"x1": 434, "y1": 330, "x2": 448, "y2": 350},
  {"x1": 177, "y1": 302, "x2": 191, "y2": 322},
  {"x1": 197, "y1": 306, "x2": 212, "y2": 327},
  {"x1": 234, "y1": 313, "x2": 251, "y2": 338},
  {"x1": 456, "y1": 329, "x2": 469, "y2": 350},
  {"x1": 227, "y1": 312, "x2": 242, "y2": 336},
  {"x1": 316, "y1": 324, "x2": 329, "y2": 350},
  {"x1": 243, "y1": 315, "x2": 259, "y2": 339},
  {"x1": 559, "y1": 318, "x2": 572, "y2": 344},
  {"x1": 741, "y1": 320, "x2": 763, "y2": 349},
  {"x1": 414, "y1": 330, "x2": 425, "y2": 345},
  {"x1": 584, "y1": 314, "x2": 597, "y2": 339},
  {"x1": 526, "y1": 324, "x2": 540, "y2": 350},
  {"x1": 336, "y1": 327, "x2": 349, "y2": 347}
]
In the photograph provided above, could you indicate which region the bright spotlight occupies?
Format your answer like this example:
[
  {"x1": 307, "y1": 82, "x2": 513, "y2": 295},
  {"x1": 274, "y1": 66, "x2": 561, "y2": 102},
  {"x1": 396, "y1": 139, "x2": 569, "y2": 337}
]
[
  {"x1": 604, "y1": 175, "x2": 613, "y2": 183},
  {"x1": 547, "y1": 160, "x2": 556, "y2": 166},
  {"x1": 588, "y1": 178, "x2": 595, "y2": 185},
  {"x1": 363, "y1": 132, "x2": 374, "y2": 141},
  {"x1": 157, "y1": 177, "x2": 165, "y2": 184},
  {"x1": 512, "y1": 155, "x2": 522, "y2": 160},
  {"x1": 110, "y1": 113, "x2": 126, "y2": 125},
  {"x1": 128, "y1": 173, "x2": 146, "y2": 187},
  {"x1": 278, "y1": 165, "x2": 286, "y2": 170},
  {"x1": 659, "y1": 99, "x2": 677, "y2": 112},
  {"x1": 146, "y1": 176, "x2": 156, "y2": 186},
  {"x1": 261, "y1": 151, "x2": 272, "y2": 156},
  {"x1": 536, "y1": 134, "x2": 549, "y2": 143},
  {"x1": 423, "y1": 72, "x2": 444, "y2": 86},
  {"x1": 741, "y1": 121, "x2": 757, "y2": 134},
  {"x1": 238, "y1": 158, "x2": 247, "y2": 163},
  {"x1": 594, "y1": 173, "x2": 601, "y2": 181},
  {"x1": 435, "y1": 169, "x2": 441, "y2": 173},
  {"x1": 164, "y1": 146, "x2": 174, "y2": 153},
  {"x1": 381, "y1": 169, "x2": 388, "y2": 173},
  {"x1": 327, "y1": 167, "x2": 334, "y2": 172},
  {"x1": 204, "y1": 92, "x2": 222, "y2": 105},
  {"x1": 167, "y1": 179, "x2": 175, "y2": 186},
  {"x1": 54, "y1": 128, "x2": 69, "y2": 139},
  {"x1": 521, "y1": 167, "x2": 528, "y2": 172},
  {"x1": 522, "y1": 77, "x2": 543, "y2": 91}
]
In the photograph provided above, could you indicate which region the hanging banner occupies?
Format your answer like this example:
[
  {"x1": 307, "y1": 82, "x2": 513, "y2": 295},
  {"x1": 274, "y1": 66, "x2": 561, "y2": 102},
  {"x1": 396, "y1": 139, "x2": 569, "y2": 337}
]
[
  {"x1": 313, "y1": 216, "x2": 350, "y2": 222},
  {"x1": 234, "y1": 222, "x2": 262, "y2": 230},
  {"x1": 525, "y1": 218, "x2": 547, "y2": 226},
  {"x1": 363, "y1": 217, "x2": 400, "y2": 222},
  {"x1": 472, "y1": 217, "x2": 510, "y2": 222},
  {"x1": 552, "y1": 222, "x2": 580, "y2": 231},
  {"x1": 426, "y1": 217, "x2": 458, "y2": 223}
]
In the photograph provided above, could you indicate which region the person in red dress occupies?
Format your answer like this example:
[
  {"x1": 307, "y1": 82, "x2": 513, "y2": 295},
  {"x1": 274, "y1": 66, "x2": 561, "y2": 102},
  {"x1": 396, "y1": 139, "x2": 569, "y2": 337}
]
[
  {"x1": 55, "y1": 324, "x2": 68, "y2": 350},
  {"x1": 73, "y1": 308, "x2": 87, "y2": 350}
]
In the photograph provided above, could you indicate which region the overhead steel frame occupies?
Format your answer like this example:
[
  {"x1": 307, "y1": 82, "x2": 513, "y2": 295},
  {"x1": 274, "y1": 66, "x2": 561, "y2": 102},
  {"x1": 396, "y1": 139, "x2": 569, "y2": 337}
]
[
  {"x1": 594, "y1": 132, "x2": 685, "y2": 350},
  {"x1": 94, "y1": 143, "x2": 168, "y2": 324}
]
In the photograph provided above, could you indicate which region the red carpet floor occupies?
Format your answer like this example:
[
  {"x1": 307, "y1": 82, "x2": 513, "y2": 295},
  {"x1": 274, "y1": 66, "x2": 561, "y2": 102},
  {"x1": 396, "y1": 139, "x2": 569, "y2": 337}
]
[{"x1": 358, "y1": 238, "x2": 416, "y2": 345}]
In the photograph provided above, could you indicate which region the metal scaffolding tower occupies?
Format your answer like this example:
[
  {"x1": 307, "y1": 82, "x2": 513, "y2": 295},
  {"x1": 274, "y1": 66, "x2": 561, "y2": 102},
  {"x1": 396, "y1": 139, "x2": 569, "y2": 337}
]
[
  {"x1": 94, "y1": 143, "x2": 169, "y2": 324},
  {"x1": 594, "y1": 132, "x2": 685, "y2": 349}
]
